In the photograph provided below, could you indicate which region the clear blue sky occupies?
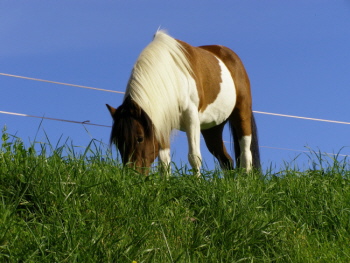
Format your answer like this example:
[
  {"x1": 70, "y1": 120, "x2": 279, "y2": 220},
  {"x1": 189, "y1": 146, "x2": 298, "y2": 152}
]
[{"x1": 1, "y1": 1, "x2": 350, "y2": 172}]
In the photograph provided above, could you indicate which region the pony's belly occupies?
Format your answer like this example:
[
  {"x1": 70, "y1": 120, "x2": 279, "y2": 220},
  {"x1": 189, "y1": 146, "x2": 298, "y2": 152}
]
[{"x1": 199, "y1": 58, "x2": 236, "y2": 130}]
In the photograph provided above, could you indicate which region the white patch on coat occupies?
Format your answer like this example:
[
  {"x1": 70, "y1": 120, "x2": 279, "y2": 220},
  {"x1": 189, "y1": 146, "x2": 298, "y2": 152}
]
[
  {"x1": 239, "y1": 135, "x2": 252, "y2": 171},
  {"x1": 198, "y1": 57, "x2": 236, "y2": 130},
  {"x1": 158, "y1": 148, "x2": 171, "y2": 176}
]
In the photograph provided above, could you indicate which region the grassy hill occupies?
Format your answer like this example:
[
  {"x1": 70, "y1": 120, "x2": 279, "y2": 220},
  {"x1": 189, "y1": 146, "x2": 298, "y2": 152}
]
[{"x1": 1, "y1": 129, "x2": 350, "y2": 262}]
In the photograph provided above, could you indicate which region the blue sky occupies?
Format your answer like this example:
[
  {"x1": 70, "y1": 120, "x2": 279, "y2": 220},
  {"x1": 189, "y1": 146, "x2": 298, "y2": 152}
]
[{"x1": 1, "y1": 1, "x2": 350, "y2": 172}]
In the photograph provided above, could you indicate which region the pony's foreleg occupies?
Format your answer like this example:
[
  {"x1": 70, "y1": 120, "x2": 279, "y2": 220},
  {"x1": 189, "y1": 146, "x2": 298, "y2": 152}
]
[
  {"x1": 187, "y1": 136, "x2": 202, "y2": 177},
  {"x1": 158, "y1": 148, "x2": 171, "y2": 176},
  {"x1": 183, "y1": 110, "x2": 202, "y2": 177}
]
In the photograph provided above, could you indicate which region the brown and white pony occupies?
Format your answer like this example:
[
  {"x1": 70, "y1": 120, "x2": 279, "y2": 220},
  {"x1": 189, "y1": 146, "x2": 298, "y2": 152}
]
[{"x1": 106, "y1": 30, "x2": 260, "y2": 175}]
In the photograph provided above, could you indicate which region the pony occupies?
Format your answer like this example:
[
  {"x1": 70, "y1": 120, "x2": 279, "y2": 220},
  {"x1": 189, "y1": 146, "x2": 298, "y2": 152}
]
[{"x1": 106, "y1": 30, "x2": 260, "y2": 175}]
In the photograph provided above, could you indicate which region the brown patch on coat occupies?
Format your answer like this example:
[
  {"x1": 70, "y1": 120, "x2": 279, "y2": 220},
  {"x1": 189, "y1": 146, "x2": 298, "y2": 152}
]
[
  {"x1": 199, "y1": 45, "x2": 252, "y2": 136},
  {"x1": 176, "y1": 39, "x2": 222, "y2": 112}
]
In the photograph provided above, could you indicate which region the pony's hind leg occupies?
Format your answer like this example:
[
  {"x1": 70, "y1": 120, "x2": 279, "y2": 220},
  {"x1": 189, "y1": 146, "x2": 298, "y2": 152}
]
[
  {"x1": 238, "y1": 135, "x2": 253, "y2": 170},
  {"x1": 229, "y1": 109, "x2": 254, "y2": 171},
  {"x1": 201, "y1": 122, "x2": 234, "y2": 170}
]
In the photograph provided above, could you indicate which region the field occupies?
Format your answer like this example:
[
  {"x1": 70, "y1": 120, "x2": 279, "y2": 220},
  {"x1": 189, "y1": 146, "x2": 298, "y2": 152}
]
[{"x1": 1, "y1": 128, "x2": 350, "y2": 262}]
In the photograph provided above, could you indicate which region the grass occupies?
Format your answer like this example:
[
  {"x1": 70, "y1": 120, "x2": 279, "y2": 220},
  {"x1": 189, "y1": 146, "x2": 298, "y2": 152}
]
[{"x1": 1, "y1": 127, "x2": 350, "y2": 262}]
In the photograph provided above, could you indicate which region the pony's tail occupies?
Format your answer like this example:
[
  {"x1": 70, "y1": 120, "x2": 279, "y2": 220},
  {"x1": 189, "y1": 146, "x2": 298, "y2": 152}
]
[
  {"x1": 230, "y1": 112, "x2": 261, "y2": 170},
  {"x1": 250, "y1": 114, "x2": 261, "y2": 170}
]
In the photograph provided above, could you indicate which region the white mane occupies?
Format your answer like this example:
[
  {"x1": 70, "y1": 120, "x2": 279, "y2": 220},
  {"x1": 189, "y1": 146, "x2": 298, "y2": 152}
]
[{"x1": 125, "y1": 30, "x2": 192, "y2": 146}]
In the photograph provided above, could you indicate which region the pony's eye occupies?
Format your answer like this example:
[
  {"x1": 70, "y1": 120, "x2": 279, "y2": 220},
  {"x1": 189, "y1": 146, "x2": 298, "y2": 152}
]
[{"x1": 137, "y1": 136, "x2": 144, "y2": 143}]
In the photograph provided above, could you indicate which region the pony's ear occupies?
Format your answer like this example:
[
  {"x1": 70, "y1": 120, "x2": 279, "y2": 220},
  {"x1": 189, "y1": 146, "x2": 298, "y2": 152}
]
[{"x1": 106, "y1": 104, "x2": 117, "y2": 118}]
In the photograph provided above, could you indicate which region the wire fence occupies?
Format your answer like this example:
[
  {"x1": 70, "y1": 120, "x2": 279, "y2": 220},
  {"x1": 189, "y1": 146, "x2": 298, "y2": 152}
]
[{"x1": 1, "y1": 72, "x2": 349, "y2": 156}]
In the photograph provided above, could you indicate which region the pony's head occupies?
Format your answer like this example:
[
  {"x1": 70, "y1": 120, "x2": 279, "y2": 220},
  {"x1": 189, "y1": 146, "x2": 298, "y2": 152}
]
[{"x1": 106, "y1": 97, "x2": 160, "y2": 174}]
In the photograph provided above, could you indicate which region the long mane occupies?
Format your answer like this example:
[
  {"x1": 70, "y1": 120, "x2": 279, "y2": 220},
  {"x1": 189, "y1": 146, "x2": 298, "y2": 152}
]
[{"x1": 125, "y1": 30, "x2": 192, "y2": 146}]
